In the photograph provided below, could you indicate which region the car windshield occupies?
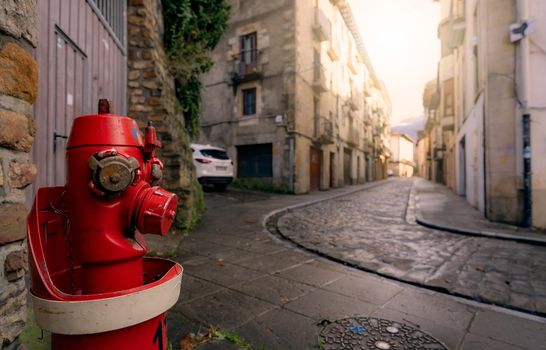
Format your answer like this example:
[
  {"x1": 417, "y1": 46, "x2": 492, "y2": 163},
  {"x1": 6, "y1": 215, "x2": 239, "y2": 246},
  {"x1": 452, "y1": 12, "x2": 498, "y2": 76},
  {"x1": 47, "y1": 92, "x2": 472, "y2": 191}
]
[{"x1": 200, "y1": 149, "x2": 229, "y2": 160}]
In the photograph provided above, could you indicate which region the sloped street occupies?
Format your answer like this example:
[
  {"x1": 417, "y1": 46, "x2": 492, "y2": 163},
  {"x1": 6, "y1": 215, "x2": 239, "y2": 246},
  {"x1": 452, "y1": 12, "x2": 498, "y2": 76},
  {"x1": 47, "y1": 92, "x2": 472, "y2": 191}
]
[
  {"x1": 143, "y1": 183, "x2": 546, "y2": 350},
  {"x1": 273, "y1": 178, "x2": 546, "y2": 316}
]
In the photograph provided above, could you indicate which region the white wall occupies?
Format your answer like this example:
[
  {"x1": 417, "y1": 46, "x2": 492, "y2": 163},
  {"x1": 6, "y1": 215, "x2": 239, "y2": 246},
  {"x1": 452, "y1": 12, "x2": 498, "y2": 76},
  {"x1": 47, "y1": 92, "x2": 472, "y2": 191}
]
[{"x1": 456, "y1": 94, "x2": 485, "y2": 213}]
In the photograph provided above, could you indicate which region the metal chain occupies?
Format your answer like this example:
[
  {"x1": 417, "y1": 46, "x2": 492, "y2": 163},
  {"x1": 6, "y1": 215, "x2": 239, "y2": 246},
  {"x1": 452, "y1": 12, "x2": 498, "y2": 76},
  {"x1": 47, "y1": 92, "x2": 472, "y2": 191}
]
[{"x1": 49, "y1": 190, "x2": 77, "y2": 295}]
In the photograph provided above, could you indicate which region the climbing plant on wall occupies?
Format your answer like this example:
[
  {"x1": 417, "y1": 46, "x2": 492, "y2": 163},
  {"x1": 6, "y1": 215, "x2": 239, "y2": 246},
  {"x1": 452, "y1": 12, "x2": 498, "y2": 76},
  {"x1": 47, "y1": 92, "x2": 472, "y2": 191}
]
[{"x1": 162, "y1": 0, "x2": 230, "y2": 138}]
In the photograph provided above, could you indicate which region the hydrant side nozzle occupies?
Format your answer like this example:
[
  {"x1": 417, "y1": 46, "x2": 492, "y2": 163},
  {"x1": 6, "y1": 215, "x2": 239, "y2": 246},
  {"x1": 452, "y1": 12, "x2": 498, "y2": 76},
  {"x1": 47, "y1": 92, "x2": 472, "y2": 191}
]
[{"x1": 135, "y1": 186, "x2": 178, "y2": 236}]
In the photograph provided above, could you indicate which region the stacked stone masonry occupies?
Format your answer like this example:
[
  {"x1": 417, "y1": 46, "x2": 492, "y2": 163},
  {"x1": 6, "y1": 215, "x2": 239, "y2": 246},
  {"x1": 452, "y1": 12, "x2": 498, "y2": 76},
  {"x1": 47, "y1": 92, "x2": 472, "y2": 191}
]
[
  {"x1": 127, "y1": 0, "x2": 200, "y2": 228},
  {"x1": 0, "y1": 0, "x2": 39, "y2": 348}
]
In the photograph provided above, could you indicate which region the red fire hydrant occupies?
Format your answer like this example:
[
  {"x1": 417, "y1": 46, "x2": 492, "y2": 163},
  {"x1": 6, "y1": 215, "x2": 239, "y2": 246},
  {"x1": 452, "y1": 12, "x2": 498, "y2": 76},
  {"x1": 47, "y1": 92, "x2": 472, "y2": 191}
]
[{"x1": 27, "y1": 100, "x2": 183, "y2": 349}]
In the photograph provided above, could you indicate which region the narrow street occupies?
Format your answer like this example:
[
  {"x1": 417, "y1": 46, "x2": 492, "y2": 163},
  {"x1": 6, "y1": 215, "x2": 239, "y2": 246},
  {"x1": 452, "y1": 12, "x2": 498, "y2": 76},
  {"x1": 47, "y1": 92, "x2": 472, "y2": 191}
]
[
  {"x1": 274, "y1": 177, "x2": 546, "y2": 316},
  {"x1": 144, "y1": 181, "x2": 546, "y2": 350}
]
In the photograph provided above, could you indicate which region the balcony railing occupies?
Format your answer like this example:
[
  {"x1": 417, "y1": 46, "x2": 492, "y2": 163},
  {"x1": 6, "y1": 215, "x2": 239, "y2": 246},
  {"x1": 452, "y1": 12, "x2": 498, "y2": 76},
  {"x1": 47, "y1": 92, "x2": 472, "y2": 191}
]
[
  {"x1": 312, "y1": 64, "x2": 329, "y2": 93},
  {"x1": 327, "y1": 38, "x2": 340, "y2": 61},
  {"x1": 313, "y1": 8, "x2": 330, "y2": 42},
  {"x1": 314, "y1": 116, "x2": 334, "y2": 144},
  {"x1": 232, "y1": 49, "x2": 262, "y2": 83},
  {"x1": 347, "y1": 53, "x2": 359, "y2": 75},
  {"x1": 442, "y1": 115, "x2": 455, "y2": 131},
  {"x1": 349, "y1": 89, "x2": 362, "y2": 111},
  {"x1": 347, "y1": 129, "x2": 359, "y2": 146},
  {"x1": 362, "y1": 139, "x2": 371, "y2": 153}
]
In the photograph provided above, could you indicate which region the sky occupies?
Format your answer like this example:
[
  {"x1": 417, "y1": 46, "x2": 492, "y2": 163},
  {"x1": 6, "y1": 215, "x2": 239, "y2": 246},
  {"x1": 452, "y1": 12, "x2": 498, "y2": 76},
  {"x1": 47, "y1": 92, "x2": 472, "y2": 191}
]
[{"x1": 348, "y1": 0, "x2": 441, "y2": 131}]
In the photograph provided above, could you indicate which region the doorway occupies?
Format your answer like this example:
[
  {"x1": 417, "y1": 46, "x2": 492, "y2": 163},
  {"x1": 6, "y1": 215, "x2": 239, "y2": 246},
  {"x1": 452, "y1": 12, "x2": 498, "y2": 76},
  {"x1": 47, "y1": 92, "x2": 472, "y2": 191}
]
[
  {"x1": 459, "y1": 138, "x2": 466, "y2": 196},
  {"x1": 310, "y1": 147, "x2": 321, "y2": 192}
]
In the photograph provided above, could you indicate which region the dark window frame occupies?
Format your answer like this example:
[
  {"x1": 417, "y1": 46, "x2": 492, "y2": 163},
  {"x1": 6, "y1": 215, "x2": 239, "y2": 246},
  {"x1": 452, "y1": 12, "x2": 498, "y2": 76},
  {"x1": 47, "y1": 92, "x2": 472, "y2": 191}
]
[
  {"x1": 237, "y1": 143, "x2": 273, "y2": 178},
  {"x1": 242, "y1": 88, "x2": 257, "y2": 116},
  {"x1": 240, "y1": 32, "x2": 257, "y2": 64}
]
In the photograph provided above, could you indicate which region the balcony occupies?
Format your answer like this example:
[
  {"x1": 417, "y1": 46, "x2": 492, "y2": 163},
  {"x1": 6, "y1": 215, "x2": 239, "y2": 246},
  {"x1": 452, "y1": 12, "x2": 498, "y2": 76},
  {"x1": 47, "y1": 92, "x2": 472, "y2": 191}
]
[
  {"x1": 347, "y1": 129, "x2": 359, "y2": 147},
  {"x1": 313, "y1": 8, "x2": 330, "y2": 42},
  {"x1": 312, "y1": 64, "x2": 329, "y2": 93},
  {"x1": 364, "y1": 79, "x2": 374, "y2": 97},
  {"x1": 232, "y1": 49, "x2": 262, "y2": 83},
  {"x1": 362, "y1": 139, "x2": 371, "y2": 153},
  {"x1": 314, "y1": 116, "x2": 334, "y2": 144},
  {"x1": 349, "y1": 89, "x2": 362, "y2": 111},
  {"x1": 347, "y1": 53, "x2": 360, "y2": 75},
  {"x1": 442, "y1": 115, "x2": 455, "y2": 131},
  {"x1": 363, "y1": 113, "x2": 372, "y2": 125},
  {"x1": 327, "y1": 38, "x2": 340, "y2": 61},
  {"x1": 450, "y1": 17, "x2": 466, "y2": 48}
]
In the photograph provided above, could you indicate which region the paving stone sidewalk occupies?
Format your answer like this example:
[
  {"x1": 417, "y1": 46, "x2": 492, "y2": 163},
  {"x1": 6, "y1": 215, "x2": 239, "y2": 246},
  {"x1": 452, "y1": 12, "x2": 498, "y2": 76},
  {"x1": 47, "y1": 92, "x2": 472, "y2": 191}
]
[
  {"x1": 273, "y1": 178, "x2": 546, "y2": 316},
  {"x1": 143, "y1": 185, "x2": 546, "y2": 350}
]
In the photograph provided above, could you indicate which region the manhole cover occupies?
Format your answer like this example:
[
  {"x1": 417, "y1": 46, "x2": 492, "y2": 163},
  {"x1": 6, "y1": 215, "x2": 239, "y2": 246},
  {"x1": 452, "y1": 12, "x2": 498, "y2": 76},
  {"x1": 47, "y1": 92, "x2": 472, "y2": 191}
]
[{"x1": 320, "y1": 317, "x2": 447, "y2": 350}]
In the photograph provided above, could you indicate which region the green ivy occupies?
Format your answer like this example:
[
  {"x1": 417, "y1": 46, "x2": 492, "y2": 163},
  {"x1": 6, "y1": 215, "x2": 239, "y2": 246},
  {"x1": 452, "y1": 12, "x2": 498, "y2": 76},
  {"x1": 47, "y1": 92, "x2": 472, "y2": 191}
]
[{"x1": 162, "y1": 0, "x2": 230, "y2": 138}]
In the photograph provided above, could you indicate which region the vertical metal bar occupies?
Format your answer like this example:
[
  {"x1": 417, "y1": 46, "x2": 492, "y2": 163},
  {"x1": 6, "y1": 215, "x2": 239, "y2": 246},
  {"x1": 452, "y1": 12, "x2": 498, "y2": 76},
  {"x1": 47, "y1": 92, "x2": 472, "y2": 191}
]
[{"x1": 523, "y1": 114, "x2": 532, "y2": 227}]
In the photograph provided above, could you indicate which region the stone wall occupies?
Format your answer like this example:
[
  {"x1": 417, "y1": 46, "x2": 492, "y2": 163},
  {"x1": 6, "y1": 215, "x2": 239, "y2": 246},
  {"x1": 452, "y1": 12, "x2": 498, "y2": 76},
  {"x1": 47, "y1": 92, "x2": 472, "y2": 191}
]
[
  {"x1": 127, "y1": 0, "x2": 204, "y2": 230},
  {"x1": 0, "y1": 0, "x2": 39, "y2": 348}
]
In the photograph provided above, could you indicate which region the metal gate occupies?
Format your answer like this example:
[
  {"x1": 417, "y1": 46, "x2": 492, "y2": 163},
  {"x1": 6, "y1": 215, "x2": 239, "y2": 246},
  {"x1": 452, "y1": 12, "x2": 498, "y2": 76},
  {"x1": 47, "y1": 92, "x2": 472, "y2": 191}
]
[{"x1": 32, "y1": 0, "x2": 127, "y2": 191}]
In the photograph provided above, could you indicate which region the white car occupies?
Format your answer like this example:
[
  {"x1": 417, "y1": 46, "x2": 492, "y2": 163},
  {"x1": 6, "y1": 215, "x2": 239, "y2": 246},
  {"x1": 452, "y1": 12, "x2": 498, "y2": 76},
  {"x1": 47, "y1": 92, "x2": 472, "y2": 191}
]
[{"x1": 191, "y1": 143, "x2": 234, "y2": 191}]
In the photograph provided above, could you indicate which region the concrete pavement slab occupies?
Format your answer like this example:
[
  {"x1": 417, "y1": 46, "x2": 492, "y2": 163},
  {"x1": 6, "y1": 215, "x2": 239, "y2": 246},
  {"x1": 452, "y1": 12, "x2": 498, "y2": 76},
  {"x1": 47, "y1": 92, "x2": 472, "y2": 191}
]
[
  {"x1": 284, "y1": 288, "x2": 379, "y2": 321},
  {"x1": 185, "y1": 258, "x2": 266, "y2": 287},
  {"x1": 175, "y1": 288, "x2": 276, "y2": 330},
  {"x1": 230, "y1": 274, "x2": 315, "y2": 305},
  {"x1": 146, "y1": 185, "x2": 546, "y2": 349},
  {"x1": 383, "y1": 288, "x2": 475, "y2": 330},
  {"x1": 458, "y1": 333, "x2": 527, "y2": 350},
  {"x1": 274, "y1": 261, "x2": 344, "y2": 288},
  {"x1": 179, "y1": 274, "x2": 226, "y2": 304},
  {"x1": 236, "y1": 308, "x2": 318, "y2": 350},
  {"x1": 469, "y1": 310, "x2": 546, "y2": 349},
  {"x1": 321, "y1": 274, "x2": 404, "y2": 305},
  {"x1": 234, "y1": 249, "x2": 315, "y2": 273}
]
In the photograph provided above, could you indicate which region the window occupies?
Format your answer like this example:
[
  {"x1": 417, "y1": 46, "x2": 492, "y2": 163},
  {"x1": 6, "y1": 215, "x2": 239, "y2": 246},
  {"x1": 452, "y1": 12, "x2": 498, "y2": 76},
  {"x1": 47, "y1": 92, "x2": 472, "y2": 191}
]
[
  {"x1": 242, "y1": 88, "x2": 256, "y2": 116},
  {"x1": 240, "y1": 32, "x2": 257, "y2": 65},
  {"x1": 200, "y1": 149, "x2": 229, "y2": 160},
  {"x1": 89, "y1": 0, "x2": 125, "y2": 46}
]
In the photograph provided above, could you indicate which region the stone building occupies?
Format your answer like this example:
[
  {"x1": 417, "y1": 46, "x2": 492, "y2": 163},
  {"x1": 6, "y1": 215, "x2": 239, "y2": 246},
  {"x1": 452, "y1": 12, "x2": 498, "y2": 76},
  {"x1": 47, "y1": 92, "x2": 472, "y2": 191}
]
[
  {"x1": 389, "y1": 132, "x2": 415, "y2": 177},
  {"x1": 425, "y1": 0, "x2": 546, "y2": 230},
  {"x1": 419, "y1": 78, "x2": 444, "y2": 183},
  {"x1": 199, "y1": 0, "x2": 391, "y2": 193},
  {"x1": 0, "y1": 1, "x2": 38, "y2": 348},
  {"x1": 126, "y1": 0, "x2": 204, "y2": 228},
  {"x1": 415, "y1": 130, "x2": 428, "y2": 178}
]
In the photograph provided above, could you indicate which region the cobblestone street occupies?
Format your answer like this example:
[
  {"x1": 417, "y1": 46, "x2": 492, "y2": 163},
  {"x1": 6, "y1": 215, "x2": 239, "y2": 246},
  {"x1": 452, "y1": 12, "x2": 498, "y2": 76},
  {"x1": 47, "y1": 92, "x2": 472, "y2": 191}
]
[{"x1": 273, "y1": 178, "x2": 546, "y2": 316}]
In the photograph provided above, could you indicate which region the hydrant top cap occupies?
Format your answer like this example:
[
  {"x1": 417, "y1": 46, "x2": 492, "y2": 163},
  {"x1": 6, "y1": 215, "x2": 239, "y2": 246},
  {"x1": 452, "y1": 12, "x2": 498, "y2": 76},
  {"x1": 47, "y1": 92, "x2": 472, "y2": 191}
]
[{"x1": 66, "y1": 114, "x2": 144, "y2": 149}]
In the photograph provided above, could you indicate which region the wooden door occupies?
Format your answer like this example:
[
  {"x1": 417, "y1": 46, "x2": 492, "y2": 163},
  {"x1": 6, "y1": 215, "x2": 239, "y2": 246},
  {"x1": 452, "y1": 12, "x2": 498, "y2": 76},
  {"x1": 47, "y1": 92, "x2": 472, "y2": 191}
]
[
  {"x1": 33, "y1": 0, "x2": 127, "y2": 192},
  {"x1": 310, "y1": 148, "x2": 321, "y2": 192}
]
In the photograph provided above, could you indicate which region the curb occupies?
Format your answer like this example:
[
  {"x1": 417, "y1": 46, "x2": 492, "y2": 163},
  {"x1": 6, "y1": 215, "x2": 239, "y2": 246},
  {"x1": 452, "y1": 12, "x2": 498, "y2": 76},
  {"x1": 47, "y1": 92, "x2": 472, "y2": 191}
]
[
  {"x1": 262, "y1": 179, "x2": 390, "y2": 231},
  {"x1": 413, "y1": 194, "x2": 546, "y2": 246},
  {"x1": 262, "y1": 179, "x2": 546, "y2": 319}
]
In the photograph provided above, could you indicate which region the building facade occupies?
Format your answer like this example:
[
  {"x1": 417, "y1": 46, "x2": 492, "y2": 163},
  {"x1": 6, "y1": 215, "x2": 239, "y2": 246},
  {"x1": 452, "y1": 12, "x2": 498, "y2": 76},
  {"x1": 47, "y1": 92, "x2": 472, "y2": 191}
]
[
  {"x1": 421, "y1": 0, "x2": 546, "y2": 230},
  {"x1": 199, "y1": 0, "x2": 391, "y2": 193},
  {"x1": 389, "y1": 132, "x2": 415, "y2": 177}
]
